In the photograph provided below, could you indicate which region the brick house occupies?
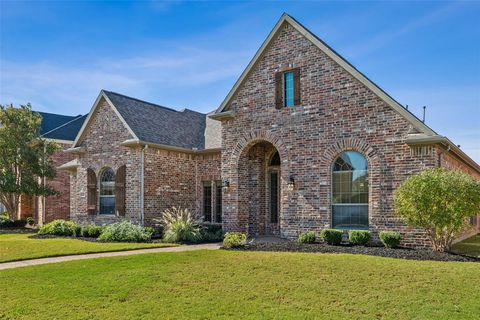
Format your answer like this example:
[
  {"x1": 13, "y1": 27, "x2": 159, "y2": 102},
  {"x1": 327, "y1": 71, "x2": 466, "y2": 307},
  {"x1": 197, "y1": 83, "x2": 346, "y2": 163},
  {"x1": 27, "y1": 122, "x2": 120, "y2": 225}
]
[
  {"x1": 16, "y1": 112, "x2": 86, "y2": 224},
  {"x1": 57, "y1": 14, "x2": 479, "y2": 247}
]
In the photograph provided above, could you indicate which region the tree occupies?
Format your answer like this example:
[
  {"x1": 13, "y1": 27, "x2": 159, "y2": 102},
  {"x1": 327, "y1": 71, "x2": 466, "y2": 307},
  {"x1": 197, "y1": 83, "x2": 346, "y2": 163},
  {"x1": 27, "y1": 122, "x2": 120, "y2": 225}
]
[
  {"x1": 0, "y1": 104, "x2": 57, "y2": 219},
  {"x1": 395, "y1": 168, "x2": 480, "y2": 252}
]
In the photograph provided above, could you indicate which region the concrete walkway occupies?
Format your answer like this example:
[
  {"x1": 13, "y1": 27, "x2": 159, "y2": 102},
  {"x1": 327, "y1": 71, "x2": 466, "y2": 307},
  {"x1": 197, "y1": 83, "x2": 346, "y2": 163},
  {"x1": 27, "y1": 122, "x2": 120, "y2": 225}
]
[{"x1": 0, "y1": 243, "x2": 221, "y2": 271}]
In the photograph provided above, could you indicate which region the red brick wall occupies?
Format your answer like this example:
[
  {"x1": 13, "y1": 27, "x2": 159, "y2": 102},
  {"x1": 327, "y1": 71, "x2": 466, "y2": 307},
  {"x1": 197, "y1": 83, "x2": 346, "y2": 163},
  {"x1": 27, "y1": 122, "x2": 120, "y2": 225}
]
[
  {"x1": 220, "y1": 22, "x2": 438, "y2": 248},
  {"x1": 44, "y1": 142, "x2": 75, "y2": 222},
  {"x1": 143, "y1": 148, "x2": 221, "y2": 227}
]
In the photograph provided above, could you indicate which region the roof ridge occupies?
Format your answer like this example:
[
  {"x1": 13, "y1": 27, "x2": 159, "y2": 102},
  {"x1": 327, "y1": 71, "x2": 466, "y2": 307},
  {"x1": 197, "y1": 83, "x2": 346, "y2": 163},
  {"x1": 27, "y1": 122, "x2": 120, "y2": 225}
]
[
  {"x1": 37, "y1": 111, "x2": 81, "y2": 118},
  {"x1": 103, "y1": 90, "x2": 201, "y2": 114},
  {"x1": 41, "y1": 114, "x2": 86, "y2": 137}
]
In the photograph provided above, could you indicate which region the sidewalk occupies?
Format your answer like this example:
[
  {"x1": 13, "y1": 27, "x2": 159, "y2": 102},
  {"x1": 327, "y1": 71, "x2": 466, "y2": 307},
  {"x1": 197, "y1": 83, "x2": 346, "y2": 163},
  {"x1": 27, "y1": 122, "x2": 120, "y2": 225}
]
[{"x1": 0, "y1": 243, "x2": 221, "y2": 271}]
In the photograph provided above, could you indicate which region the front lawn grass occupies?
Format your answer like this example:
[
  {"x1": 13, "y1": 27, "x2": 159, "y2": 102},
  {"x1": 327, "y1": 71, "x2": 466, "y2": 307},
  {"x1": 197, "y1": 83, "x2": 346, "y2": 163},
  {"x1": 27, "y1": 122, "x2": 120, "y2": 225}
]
[
  {"x1": 1, "y1": 250, "x2": 479, "y2": 319},
  {"x1": 452, "y1": 234, "x2": 480, "y2": 257},
  {"x1": 0, "y1": 233, "x2": 175, "y2": 263}
]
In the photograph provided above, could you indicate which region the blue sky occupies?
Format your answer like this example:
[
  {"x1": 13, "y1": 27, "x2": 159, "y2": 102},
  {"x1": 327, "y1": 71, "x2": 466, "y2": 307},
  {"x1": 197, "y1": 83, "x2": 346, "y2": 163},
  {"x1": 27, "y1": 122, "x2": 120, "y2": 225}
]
[{"x1": 0, "y1": 1, "x2": 479, "y2": 162}]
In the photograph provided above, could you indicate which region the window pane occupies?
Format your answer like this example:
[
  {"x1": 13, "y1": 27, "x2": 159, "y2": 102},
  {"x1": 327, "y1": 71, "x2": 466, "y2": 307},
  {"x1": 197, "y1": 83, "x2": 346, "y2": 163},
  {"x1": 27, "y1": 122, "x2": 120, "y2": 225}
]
[
  {"x1": 270, "y1": 171, "x2": 278, "y2": 223},
  {"x1": 284, "y1": 71, "x2": 294, "y2": 107},
  {"x1": 99, "y1": 167, "x2": 116, "y2": 214},
  {"x1": 203, "y1": 182, "x2": 212, "y2": 222},
  {"x1": 332, "y1": 204, "x2": 368, "y2": 230},
  {"x1": 100, "y1": 196, "x2": 115, "y2": 215},
  {"x1": 332, "y1": 151, "x2": 368, "y2": 229},
  {"x1": 215, "y1": 181, "x2": 222, "y2": 223}
]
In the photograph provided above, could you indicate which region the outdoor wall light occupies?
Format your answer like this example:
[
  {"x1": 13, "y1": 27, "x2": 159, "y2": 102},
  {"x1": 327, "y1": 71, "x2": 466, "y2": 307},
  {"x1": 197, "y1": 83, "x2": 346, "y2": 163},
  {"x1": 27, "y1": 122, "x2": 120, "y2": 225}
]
[
  {"x1": 222, "y1": 180, "x2": 230, "y2": 188},
  {"x1": 287, "y1": 176, "x2": 295, "y2": 191}
]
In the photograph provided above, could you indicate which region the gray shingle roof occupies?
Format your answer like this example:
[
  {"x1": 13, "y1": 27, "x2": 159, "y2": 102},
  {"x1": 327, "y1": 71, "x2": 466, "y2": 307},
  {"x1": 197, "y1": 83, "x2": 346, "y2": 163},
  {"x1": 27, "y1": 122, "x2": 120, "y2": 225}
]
[
  {"x1": 42, "y1": 114, "x2": 87, "y2": 141},
  {"x1": 103, "y1": 91, "x2": 209, "y2": 150},
  {"x1": 37, "y1": 112, "x2": 85, "y2": 141}
]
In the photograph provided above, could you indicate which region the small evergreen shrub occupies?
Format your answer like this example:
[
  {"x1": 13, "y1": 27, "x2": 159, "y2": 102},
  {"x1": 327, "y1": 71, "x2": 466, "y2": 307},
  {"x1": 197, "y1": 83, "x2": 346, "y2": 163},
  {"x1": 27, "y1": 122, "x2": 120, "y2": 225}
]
[
  {"x1": 38, "y1": 220, "x2": 78, "y2": 236},
  {"x1": 298, "y1": 231, "x2": 316, "y2": 244},
  {"x1": 98, "y1": 221, "x2": 152, "y2": 242},
  {"x1": 223, "y1": 232, "x2": 247, "y2": 248},
  {"x1": 26, "y1": 217, "x2": 35, "y2": 226},
  {"x1": 160, "y1": 207, "x2": 201, "y2": 243},
  {"x1": 80, "y1": 225, "x2": 105, "y2": 238},
  {"x1": 200, "y1": 224, "x2": 224, "y2": 242},
  {"x1": 348, "y1": 230, "x2": 371, "y2": 246},
  {"x1": 144, "y1": 227, "x2": 155, "y2": 237},
  {"x1": 379, "y1": 231, "x2": 401, "y2": 248},
  {"x1": 320, "y1": 229, "x2": 343, "y2": 245}
]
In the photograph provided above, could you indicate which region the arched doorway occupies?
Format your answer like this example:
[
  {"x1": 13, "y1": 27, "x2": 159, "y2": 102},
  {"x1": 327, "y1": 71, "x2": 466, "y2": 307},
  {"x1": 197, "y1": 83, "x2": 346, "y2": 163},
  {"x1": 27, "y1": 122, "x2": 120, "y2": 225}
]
[{"x1": 238, "y1": 141, "x2": 281, "y2": 236}]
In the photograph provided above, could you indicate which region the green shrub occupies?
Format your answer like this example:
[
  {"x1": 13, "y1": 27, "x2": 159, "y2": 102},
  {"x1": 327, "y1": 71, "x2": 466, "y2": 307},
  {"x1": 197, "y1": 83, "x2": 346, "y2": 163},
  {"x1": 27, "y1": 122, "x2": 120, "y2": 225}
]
[
  {"x1": 26, "y1": 217, "x2": 34, "y2": 226},
  {"x1": 98, "y1": 221, "x2": 151, "y2": 242},
  {"x1": 298, "y1": 231, "x2": 316, "y2": 244},
  {"x1": 160, "y1": 207, "x2": 201, "y2": 243},
  {"x1": 80, "y1": 225, "x2": 105, "y2": 238},
  {"x1": 348, "y1": 230, "x2": 371, "y2": 246},
  {"x1": 379, "y1": 231, "x2": 401, "y2": 248},
  {"x1": 320, "y1": 229, "x2": 343, "y2": 245},
  {"x1": 223, "y1": 232, "x2": 247, "y2": 248},
  {"x1": 38, "y1": 220, "x2": 78, "y2": 236},
  {"x1": 200, "y1": 224, "x2": 224, "y2": 242},
  {"x1": 395, "y1": 168, "x2": 480, "y2": 252},
  {"x1": 144, "y1": 227, "x2": 155, "y2": 237}
]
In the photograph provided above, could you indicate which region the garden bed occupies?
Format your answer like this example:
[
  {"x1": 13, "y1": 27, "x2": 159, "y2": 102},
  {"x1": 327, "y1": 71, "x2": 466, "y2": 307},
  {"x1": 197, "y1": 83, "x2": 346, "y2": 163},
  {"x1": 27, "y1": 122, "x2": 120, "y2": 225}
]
[{"x1": 228, "y1": 240, "x2": 479, "y2": 262}]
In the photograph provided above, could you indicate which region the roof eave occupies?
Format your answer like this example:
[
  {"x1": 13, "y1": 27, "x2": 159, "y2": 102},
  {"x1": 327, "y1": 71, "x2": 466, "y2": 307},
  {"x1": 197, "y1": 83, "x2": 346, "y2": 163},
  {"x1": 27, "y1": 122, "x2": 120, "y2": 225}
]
[
  {"x1": 406, "y1": 134, "x2": 480, "y2": 174},
  {"x1": 120, "y1": 139, "x2": 221, "y2": 154},
  {"x1": 209, "y1": 110, "x2": 235, "y2": 121}
]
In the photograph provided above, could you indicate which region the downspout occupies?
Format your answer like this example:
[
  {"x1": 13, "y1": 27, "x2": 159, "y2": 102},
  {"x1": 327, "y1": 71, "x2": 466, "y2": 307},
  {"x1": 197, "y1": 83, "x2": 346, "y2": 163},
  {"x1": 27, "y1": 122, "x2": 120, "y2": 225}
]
[{"x1": 140, "y1": 144, "x2": 148, "y2": 226}]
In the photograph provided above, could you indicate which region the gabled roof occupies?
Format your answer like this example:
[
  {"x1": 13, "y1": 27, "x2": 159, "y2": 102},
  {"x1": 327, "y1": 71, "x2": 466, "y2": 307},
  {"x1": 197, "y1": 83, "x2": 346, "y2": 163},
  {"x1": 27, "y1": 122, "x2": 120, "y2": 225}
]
[
  {"x1": 73, "y1": 90, "x2": 213, "y2": 151},
  {"x1": 41, "y1": 114, "x2": 87, "y2": 141},
  {"x1": 37, "y1": 111, "x2": 85, "y2": 142},
  {"x1": 213, "y1": 13, "x2": 436, "y2": 136}
]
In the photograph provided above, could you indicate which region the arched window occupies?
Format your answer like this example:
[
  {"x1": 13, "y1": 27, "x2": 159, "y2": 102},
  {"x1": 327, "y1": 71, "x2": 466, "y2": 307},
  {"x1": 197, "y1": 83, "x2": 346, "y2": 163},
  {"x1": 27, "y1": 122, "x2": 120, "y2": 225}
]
[
  {"x1": 270, "y1": 151, "x2": 280, "y2": 166},
  {"x1": 99, "y1": 167, "x2": 116, "y2": 215},
  {"x1": 332, "y1": 151, "x2": 368, "y2": 229}
]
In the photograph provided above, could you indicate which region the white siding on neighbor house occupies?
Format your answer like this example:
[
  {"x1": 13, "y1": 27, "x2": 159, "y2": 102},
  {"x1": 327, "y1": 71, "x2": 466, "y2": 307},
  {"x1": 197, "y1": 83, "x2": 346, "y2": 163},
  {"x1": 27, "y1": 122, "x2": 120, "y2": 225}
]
[{"x1": 0, "y1": 203, "x2": 5, "y2": 213}]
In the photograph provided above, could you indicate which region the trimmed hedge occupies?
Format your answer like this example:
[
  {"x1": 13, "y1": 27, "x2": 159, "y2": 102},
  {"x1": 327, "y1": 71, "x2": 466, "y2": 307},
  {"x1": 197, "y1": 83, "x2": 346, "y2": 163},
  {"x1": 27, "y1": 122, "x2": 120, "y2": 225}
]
[
  {"x1": 298, "y1": 231, "x2": 316, "y2": 244},
  {"x1": 320, "y1": 229, "x2": 343, "y2": 245},
  {"x1": 200, "y1": 224, "x2": 224, "y2": 242},
  {"x1": 98, "y1": 221, "x2": 152, "y2": 243},
  {"x1": 379, "y1": 231, "x2": 401, "y2": 248},
  {"x1": 80, "y1": 225, "x2": 105, "y2": 238},
  {"x1": 38, "y1": 220, "x2": 78, "y2": 236},
  {"x1": 223, "y1": 232, "x2": 247, "y2": 248},
  {"x1": 349, "y1": 230, "x2": 371, "y2": 246}
]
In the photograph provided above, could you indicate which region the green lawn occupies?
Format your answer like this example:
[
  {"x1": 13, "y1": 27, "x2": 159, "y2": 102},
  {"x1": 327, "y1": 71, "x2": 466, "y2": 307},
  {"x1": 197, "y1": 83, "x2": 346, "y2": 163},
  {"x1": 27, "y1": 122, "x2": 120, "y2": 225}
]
[
  {"x1": 1, "y1": 250, "x2": 479, "y2": 319},
  {"x1": 452, "y1": 234, "x2": 480, "y2": 257},
  {"x1": 0, "y1": 233, "x2": 175, "y2": 263}
]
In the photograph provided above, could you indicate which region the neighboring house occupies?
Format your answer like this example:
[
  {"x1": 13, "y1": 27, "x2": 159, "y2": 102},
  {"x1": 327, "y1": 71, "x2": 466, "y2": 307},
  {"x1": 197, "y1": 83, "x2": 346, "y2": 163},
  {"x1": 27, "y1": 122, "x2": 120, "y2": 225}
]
[
  {"x1": 0, "y1": 203, "x2": 5, "y2": 214},
  {"x1": 59, "y1": 14, "x2": 479, "y2": 248},
  {"x1": 18, "y1": 112, "x2": 86, "y2": 224}
]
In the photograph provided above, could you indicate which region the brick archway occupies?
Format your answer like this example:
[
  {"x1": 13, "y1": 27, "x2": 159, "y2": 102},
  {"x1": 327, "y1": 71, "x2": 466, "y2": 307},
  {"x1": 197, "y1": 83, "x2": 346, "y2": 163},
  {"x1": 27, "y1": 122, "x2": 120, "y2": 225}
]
[{"x1": 223, "y1": 130, "x2": 288, "y2": 236}]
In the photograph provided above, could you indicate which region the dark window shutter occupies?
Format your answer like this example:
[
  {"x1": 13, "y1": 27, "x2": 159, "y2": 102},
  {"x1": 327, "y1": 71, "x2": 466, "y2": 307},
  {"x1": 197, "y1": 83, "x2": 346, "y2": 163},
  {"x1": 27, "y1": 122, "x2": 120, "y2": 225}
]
[
  {"x1": 275, "y1": 72, "x2": 283, "y2": 109},
  {"x1": 115, "y1": 165, "x2": 126, "y2": 216},
  {"x1": 87, "y1": 168, "x2": 97, "y2": 215},
  {"x1": 293, "y1": 68, "x2": 301, "y2": 106}
]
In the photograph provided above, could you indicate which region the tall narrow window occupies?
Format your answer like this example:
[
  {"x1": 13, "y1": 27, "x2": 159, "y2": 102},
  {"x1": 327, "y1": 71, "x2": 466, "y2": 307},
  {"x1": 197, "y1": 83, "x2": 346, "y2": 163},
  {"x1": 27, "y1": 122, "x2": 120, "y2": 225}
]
[
  {"x1": 99, "y1": 167, "x2": 116, "y2": 215},
  {"x1": 332, "y1": 151, "x2": 368, "y2": 229},
  {"x1": 215, "y1": 181, "x2": 222, "y2": 223},
  {"x1": 270, "y1": 171, "x2": 279, "y2": 223},
  {"x1": 284, "y1": 71, "x2": 294, "y2": 107},
  {"x1": 203, "y1": 182, "x2": 212, "y2": 222}
]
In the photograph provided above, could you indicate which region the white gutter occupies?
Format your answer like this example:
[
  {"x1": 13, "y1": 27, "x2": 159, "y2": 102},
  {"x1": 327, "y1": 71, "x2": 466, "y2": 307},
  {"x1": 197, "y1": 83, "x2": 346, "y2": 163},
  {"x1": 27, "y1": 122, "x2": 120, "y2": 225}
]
[{"x1": 140, "y1": 144, "x2": 148, "y2": 226}]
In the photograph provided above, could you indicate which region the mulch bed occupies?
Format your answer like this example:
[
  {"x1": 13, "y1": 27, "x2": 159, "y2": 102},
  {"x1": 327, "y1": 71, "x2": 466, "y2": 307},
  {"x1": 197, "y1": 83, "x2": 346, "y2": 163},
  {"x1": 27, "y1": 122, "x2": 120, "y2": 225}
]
[{"x1": 228, "y1": 241, "x2": 479, "y2": 262}]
